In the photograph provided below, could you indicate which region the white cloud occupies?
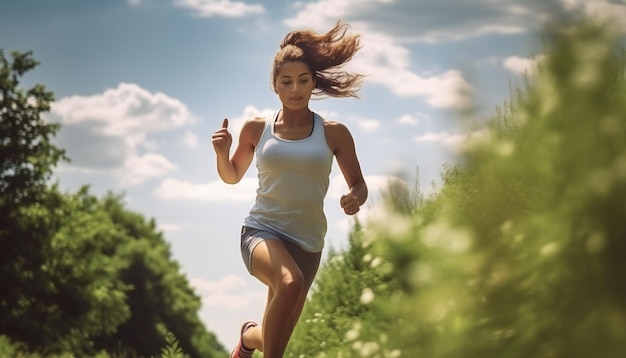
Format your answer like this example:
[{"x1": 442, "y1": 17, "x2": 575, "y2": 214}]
[
  {"x1": 283, "y1": 0, "x2": 550, "y2": 44},
  {"x1": 180, "y1": 131, "x2": 199, "y2": 148},
  {"x1": 154, "y1": 177, "x2": 258, "y2": 202},
  {"x1": 284, "y1": 3, "x2": 474, "y2": 109},
  {"x1": 278, "y1": 0, "x2": 621, "y2": 95},
  {"x1": 284, "y1": 0, "x2": 392, "y2": 31},
  {"x1": 561, "y1": 0, "x2": 626, "y2": 32},
  {"x1": 415, "y1": 24, "x2": 526, "y2": 44},
  {"x1": 53, "y1": 82, "x2": 193, "y2": 135},
  {"x1": 415, "y1": 131, "x2": 463, "y2": 147},
  {"x1": 396, "y1": 113, "x2": 421, "y2": 126},
  {"x1": 158, "y1": 223, "x2": 182, "y2": 233},
  {"x1": 504, "y1": 55, "x2": 545, "y2": 75},
  {"x1": 327, "y1": 174, "x2": 405, "y2": 201},
  {"x1": 191, "y1": 275, "x2": 265, "y2": 309},
  {"x1": 50, "y1": 82, "x2": 194, "y2": 185},
  {"x1": 414, "y1": 129, "x2": 490, "y2": 151},
  {"x1": 122, "y1": 153, "x2": 178, "y2": 185},
  {"x1": 348, "y1": 32, "x2": 473, "y2": 108},
  {"x1": 350, "y1": 116, "x2": 380, "y2": 133},
  {"x1": 174, "y1": 0, "x2": 264, "y2": 18}
]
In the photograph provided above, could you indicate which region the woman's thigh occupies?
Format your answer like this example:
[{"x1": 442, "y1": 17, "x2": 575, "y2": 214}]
[
  {"x1": 250, "y1": 239, "x2": 302, "y2": 289},
  {"x1": 248, "y1": 234, "x2": 321, "y2": 292}
]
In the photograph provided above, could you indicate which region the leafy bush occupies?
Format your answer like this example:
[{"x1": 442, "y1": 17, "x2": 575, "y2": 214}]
[
  {"x1": 369, "y1": 18, "x2": 626, "y2": 358},
  {"x1": 288, "y1": 17, "x2": 626, "y2": 358}
]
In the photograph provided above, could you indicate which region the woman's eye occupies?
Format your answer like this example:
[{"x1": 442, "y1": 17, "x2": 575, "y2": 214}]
[{"x1": 281, "y1": 81, "x2": 291, "y2": 86}]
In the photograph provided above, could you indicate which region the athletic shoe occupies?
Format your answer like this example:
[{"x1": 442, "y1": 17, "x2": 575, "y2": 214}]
[{"x1": 230, "y1": 320, "x2": 257, "y2": 358}]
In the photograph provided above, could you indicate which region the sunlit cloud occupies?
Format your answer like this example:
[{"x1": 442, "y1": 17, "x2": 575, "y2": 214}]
[
  {"x1": 283, "y1": 0, "x2": 547, "y2": 43},
  {"x1": 123, "y1": 153, "x2": 178, "y2": 185},
  {"x1": 349, "y1": 115, "x2": 380, "y2": 133},
  {"x1": 415, "y1": 131, "x2": 463, "y2": 147},
  {"x1": 396, "y1": 113, "x2": 423, "y2": 127},
  {"x1": 190, "y1": 275, "x2": 265, "y2": 309},
  {"x1": 347, "y1": 31, "x2": 473, "y2": 108},
  {"x1": 53, "y1": 83, "x2": 193, "y2": 134},
  {"x1": 504, "y1": 55, "x2": 545, "y2": 75},
  {"x1": 561, "y1": 0, "x2": 626, "y2": 33},
  {"x1": 50, "y1": 82, "x2": 194, "y2": 185},
  {"x1": 154, "y1": 177, "x2": 258, "y2": 202},
  {"x1": 174, "y1": 0, "x2": 265, "y2": 18},
  {"x1": 158, "y1": 223, "x2": 182, "y2": 233},
  {"x1": 284, "y1": 0, "x2": 392, "y2": 30},
  {"x1": 283, "y1": 1, "x2": 474, "y2": 109},
  {"x1": 327, "y1": 174, "x2": 406, "y2": 201},
  {"x1": 180, "y1": 130, "x2": 199, "y2": 148},
  {"x1": 414, "y1": 129, "x2": 490, "y2": 151}
]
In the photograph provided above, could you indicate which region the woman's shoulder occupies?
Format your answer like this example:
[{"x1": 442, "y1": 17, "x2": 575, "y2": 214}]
[
  {"x1": 241, "y1": 116, "x2": 267, "y2": 132},
  {"x1": 321, "y1": 116, "x2": 354, "y2": 152},
  {"x1": 239, "y1": 116, "x2": 268, "y2": 147},
  {"x1": 322, "y1": 117, "x2": 351, "y2": 135}
]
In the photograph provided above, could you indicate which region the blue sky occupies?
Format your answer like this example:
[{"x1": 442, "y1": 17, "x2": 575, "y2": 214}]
[{"x1": 2, "y1": 0, "x2": 625, "y2": 350}]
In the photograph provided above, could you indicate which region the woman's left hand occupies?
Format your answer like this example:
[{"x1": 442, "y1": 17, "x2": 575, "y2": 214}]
[{"x1": 340, "y1": 193, "x2": 361, "y2": 216}]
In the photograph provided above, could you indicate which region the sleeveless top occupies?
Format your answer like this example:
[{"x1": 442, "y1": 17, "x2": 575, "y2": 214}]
[{"x1": 243, "y1": 110, "x2": 334, "y2": 252}]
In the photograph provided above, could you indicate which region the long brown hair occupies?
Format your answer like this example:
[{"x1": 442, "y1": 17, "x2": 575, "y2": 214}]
[{"x1": 271, "y1": 21, "x2": 364, "y2": 98}]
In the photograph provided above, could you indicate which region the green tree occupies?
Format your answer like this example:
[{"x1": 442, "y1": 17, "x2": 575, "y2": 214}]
[
  {"x1": 94, "y1": 193, "x2": 225, "y2": 358},
  {"x1": 0, "y1": 50, "x2": 226, "y2": 357},
  {"x1": 0, "y1": 50, "x2": 69, "y2": 351},
  {"x1": 19, "y1": 186, "x2": 131, "y2": 354},
  {"x1": 0, "y1": 50, "x2": 66, "y2": 203}
]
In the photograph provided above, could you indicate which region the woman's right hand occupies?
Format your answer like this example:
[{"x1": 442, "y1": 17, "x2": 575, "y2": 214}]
[{"x1": 212, "y1": 118, "x2": 232, "y2": 156}]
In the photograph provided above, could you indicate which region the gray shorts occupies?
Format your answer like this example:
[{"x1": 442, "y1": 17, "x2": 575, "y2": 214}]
[
  {"x1": 240, "y1": 226, "x2": 300, "y2": 275},
  {"x1": 241, "y1": 226, "x2": 288, "y2": 275}
]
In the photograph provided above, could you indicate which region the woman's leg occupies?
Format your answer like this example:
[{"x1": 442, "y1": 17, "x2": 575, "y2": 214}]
[
  {"x1": 282, "y1": 239, "x2": 322, "y2": 334},
  {"x1": 242, "y1": 239, "x2": 321, "y2": 357}
]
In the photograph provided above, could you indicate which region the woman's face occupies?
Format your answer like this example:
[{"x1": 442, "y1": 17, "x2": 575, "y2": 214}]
[{"x1": 274, "y1": 61, "x2": 315, "y2": 110}]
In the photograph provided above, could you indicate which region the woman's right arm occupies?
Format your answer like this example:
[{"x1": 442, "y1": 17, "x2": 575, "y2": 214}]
[{"x1": 212, "y1": 117, "x2": 262, "y2": 184}]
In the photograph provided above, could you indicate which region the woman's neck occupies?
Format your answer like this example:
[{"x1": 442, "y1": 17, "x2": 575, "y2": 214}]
[{"x1": 279, "y1": 106, "x2": 312, "y2": 126}]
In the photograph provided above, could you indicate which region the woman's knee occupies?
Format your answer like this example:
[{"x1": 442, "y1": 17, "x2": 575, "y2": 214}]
[{"x1": 275, "y1": 268, "x2": 306, "y2": 303}]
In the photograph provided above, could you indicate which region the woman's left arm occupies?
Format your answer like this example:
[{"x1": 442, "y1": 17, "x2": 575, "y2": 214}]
[{"x1": 326, "y1": 121, "x2": 368, "y2": 215}]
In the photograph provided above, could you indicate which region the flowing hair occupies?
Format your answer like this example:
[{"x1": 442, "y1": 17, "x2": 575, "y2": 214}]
[{"x1": 271, "y1": 21, "x2": 364, "y2": 98}]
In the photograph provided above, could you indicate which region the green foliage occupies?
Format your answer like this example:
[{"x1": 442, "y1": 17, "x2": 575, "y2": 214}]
[
  {"x1": 0, "y1": 50, "x2": 226, "y2": 357},
  {"x1": 161, "y1": 332, "x2": 185, "y2": 358},
  {"x1": 369, "y1": 19, "x2": 626, "y2": 358},
  {"x1": 98, "y1": 194, "x2": 225, "y2": 358},
  {"x1": 0, "y1": 50, "x2": 67, "y2": 204},
  {"x1": 287, "y1": 18, "x2": 626, "y2": 358},
  {"x1": 285, "y1": 219, "x2": 403, "y2": 357},
  {"x1": 0, "y1": 335, "x2": 20, "y2": 358},
  {"x1": 0, "y1": 49, "x2": 73, "y2": 354}
]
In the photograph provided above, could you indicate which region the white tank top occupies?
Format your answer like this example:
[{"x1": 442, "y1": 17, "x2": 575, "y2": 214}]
[{"x1": 243, "y1": 110, "x2": 334, "y2": 252}]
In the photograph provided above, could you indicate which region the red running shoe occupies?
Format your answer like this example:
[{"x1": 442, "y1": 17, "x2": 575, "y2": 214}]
[{"x1": 230, "y1": 320, "x2": 257, "y2": 358}]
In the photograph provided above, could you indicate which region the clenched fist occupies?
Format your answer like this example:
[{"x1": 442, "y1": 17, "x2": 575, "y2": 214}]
[{"x1": 340, "y1": 193, "x2": 360, "y2": 216}]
